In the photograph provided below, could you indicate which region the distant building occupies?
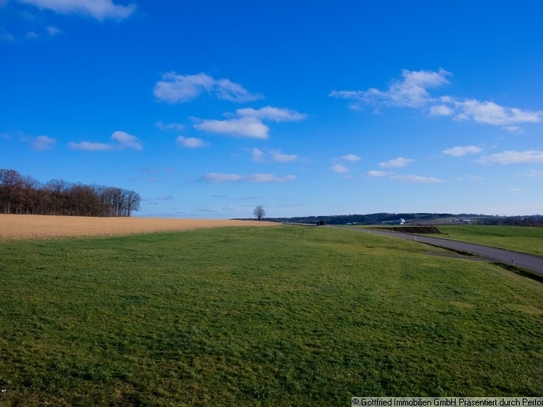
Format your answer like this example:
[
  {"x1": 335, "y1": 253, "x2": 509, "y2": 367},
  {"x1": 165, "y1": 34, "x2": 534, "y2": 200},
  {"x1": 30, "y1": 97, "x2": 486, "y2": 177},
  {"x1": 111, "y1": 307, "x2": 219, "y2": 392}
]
[{"x1": 381, "y1": 218, "x2": 405, "y2": 225}]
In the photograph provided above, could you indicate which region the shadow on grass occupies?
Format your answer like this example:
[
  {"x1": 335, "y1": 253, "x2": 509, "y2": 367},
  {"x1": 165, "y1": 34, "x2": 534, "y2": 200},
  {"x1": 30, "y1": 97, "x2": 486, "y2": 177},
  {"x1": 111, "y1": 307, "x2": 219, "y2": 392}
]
[{"x1": 493, "y1": 262, "x2": 543, "y2": 284}]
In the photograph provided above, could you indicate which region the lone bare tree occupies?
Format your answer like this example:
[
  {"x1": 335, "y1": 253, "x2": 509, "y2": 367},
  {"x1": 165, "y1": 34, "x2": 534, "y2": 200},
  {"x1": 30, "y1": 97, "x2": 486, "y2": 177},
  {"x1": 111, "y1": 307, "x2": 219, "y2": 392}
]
[{"x1": 253, "y1": 205, "x2": 265, "y2": 221}]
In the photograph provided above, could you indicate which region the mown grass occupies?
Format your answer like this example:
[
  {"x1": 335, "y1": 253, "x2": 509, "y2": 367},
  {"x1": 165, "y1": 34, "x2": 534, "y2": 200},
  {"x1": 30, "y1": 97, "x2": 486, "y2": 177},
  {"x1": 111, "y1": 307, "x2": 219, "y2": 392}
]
[
  {"x1": 435, "y1": 225, "x2": 543, "y2": 257},
  {"x1": 1, "y1": 226, "x2": 543, "y2": 406}
]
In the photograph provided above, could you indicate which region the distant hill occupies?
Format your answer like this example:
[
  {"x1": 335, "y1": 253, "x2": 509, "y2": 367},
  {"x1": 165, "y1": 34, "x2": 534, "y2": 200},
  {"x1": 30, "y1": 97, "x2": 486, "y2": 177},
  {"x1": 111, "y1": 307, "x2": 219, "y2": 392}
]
[{"x1": 234, "y1": 213, "x2": 543, "y2": 226}]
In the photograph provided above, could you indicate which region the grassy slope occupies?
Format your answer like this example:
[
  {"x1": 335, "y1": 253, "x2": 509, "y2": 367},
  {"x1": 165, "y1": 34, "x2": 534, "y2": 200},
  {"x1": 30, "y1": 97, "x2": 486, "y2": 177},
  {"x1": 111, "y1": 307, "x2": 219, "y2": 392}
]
[
  {"x1": 1, "y1": 226, "x2": 543, "y2": 406},
  {"x1": 435, "y1": 225, "x2": 543, "y2": 257}
]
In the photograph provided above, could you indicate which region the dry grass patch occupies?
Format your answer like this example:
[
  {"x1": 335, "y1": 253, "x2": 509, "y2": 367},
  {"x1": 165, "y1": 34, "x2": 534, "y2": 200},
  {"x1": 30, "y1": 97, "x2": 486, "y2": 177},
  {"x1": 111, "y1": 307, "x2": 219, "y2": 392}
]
[{"x1": 0, "y1": 214, "x2": 278, "y2": 241}]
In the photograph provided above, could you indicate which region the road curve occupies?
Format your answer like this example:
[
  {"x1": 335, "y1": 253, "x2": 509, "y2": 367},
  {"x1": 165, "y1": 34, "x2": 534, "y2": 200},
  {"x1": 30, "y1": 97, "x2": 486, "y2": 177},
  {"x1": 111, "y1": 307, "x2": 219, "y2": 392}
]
[{"x1": 338, "y1": 227, "x2": 543, "y2": 276}]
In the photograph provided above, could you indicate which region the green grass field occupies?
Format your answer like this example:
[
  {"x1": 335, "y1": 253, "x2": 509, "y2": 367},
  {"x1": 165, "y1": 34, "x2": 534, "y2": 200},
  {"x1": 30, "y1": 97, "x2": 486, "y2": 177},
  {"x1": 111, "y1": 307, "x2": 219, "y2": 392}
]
[
  {"x1": 1, "y1": 226, "x2": 543, "y2": 406},
  {"x1": 434, "y1": 225, "x2": 543, "y2": 257}
]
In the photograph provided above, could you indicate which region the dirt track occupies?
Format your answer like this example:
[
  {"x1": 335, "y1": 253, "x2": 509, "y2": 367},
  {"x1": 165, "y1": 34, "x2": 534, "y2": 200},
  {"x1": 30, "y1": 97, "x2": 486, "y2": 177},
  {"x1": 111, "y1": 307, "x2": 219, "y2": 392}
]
[{"x1": 0, "y1": 214, "x2": 278, "y2": 241}]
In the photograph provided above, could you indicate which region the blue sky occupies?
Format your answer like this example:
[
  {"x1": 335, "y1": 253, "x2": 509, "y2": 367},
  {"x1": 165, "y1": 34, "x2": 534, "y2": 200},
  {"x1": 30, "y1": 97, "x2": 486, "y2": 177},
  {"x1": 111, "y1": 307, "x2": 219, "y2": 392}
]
[{"x1": 2, "y1": 1, "x2": 543, "y2": 218}]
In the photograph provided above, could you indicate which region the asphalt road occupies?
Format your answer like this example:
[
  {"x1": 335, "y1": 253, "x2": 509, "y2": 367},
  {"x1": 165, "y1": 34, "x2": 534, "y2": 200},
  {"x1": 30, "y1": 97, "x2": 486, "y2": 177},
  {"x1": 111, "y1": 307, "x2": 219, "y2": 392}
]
[{"x1": 342, "y1": 227, "x2": 543, "y2": 276}]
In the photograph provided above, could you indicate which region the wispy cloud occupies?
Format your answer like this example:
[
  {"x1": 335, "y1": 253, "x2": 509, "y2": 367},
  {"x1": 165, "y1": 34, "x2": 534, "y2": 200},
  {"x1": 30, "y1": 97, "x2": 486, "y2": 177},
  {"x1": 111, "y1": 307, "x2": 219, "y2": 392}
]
[
  {"x1": 194, "y1": 117, "x2": 269, "y2": 139},
  {"x1": 331, "y1": 164, "x2": 350, "y2": 173},
  {"x1": 0, "y1": 31, "x2": 15, "y2": 41},
  {"x1": 157, "y1": 195, "x2": 174, "y2": 200},
  {"x1": 252, "y1": 148, "x2": 298, "y2": 163},
  {"x1": 340, "y1": 154, "x2": 360, "y2": 162},
  {"x1": 46, "y1": 26, "x2": 61, "y2": 35},
  {"x1": 366, "y1": 170, "x2": 444, "y2": 183},
  {"x1": 527, "y1": 170, "x2": 543, "y2": 178},
  {"x1": 17, "y1": 0, "x2": 136, "y2": 20},
  {"x1": 429, "y1": 105, "x2": 454, "y2": 116},
  {"x1": 366, "y1": 170, "x2": 389, "y2": 177},
  {"x1": 251, "y1": 148, "x2": 266, "y2": 162},
  {"x1": 476, "y1": 150, "x2": 543, "y2": 165},
  {"x1": 378, "y1": 157, "x2": 415, "y2": 168},
  {"x1": 30, "y1": 135, "x2": 56, "y2": 150},
  {"x1": 155, "y1": 121, "x2": 185, "y2": 131},
  {"x1": 199, "y1": 173, "x2": 296, "y2": 183},
  {"x1": 450, "y1": 99, "x2": 542, "y2": 125},
  {"x1": 329, "y1": 154, "x2": 361, "y2": 174},
  {"x1": 194, "y1": 106, "x2": 307, "y2": 139},
  {"x1": 390, "y1": 173, "x2": 444, "y2": 183},
  {"x1": 331, "y1": 69, "x2": 451, "y2": 109},
  {"x1": 236, "y1": 106, "x2": 307, "y2": 122},
  {"x1": 69, "y1": 131, "x2": 142, "y2": 151},
  {"x1": 331, "y1": 69, "x2": 543, "y2": 126},
  {"x1": 154, "y1": 72, "x2": 263, "y2": 103},
  {"x1": 2, "y1": 24, "x2": 61, "y2": 41},
  {"x1": 176, "y1": 136, "x2": 209, "y2": 148},
  {"x1": 501, "y1": 126, "x2": 521, "y2": 132},
  {"x1": 443, "y1": 145, "x2": 482, "y2": 157}
]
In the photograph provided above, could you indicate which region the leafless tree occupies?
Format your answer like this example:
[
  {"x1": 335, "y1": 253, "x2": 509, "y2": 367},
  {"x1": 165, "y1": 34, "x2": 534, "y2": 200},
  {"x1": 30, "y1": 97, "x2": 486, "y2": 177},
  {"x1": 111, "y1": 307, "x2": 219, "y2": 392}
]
[
  {"x1": 20, "y1": 175, "x2": 41, "y2": 214},
  {"x1": 253, "y1": 205, "x2": 265, "y2": 221},
  {"x1": 0, "y1": 168, "x2": 142, "y2": 217},
  {"x1": 0, "y1": 169, "x2": 23, "y2": 213},
  {"x1": 124, "y1": 190, "x2": 141, "y2": 217}
]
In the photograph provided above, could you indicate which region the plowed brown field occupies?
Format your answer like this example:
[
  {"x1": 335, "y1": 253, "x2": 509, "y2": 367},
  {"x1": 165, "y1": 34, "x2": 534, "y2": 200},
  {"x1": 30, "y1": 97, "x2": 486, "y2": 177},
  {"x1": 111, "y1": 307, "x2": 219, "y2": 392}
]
[{"x1": 0, "y1": 214, "x2": 278, "y2": 241}]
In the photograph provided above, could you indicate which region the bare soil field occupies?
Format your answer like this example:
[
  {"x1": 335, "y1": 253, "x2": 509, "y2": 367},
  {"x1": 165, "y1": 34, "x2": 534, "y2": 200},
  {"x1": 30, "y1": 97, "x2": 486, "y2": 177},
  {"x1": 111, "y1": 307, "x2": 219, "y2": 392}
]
[
  {"x1": 376, "y1": 226, "x2": 442, "y2": 234},
  {"x1": 0, "y1": 214, "x2": 278, "y2": 241}
]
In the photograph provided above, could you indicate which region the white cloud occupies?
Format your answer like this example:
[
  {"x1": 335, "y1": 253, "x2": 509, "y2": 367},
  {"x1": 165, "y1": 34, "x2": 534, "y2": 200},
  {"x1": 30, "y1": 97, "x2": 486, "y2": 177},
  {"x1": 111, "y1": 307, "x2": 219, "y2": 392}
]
[
  {"x1": 194, "y1": 106, "x2": 307, "y2": 139},
  {"x1": 1, "y1": 32, "x2": 15, "y2": 41},
  {"x1": 68, "y1": 141, "x2": 113, "y2": 151},
  {"x1": 47, "y1": 26, "x2": 61, "y2": 35},
  {"x1": 200, "y1": 174, "x2": 241, "y2": 183},
  {"x1": 252, "y1": 148, "x2": 297, "y2": 163},
  {"x1": 443, "y1": 145, "x2": 482, "y2": 157},
  {"x1": 366, "y1": 170, "x2": 390, "y2": 177},
  {"x1": 69, "y1": 131, "x2": 142, "y2": 151},
  {"x1": 501, "y1": 126, "x2": 521, "y2": 132},
  {"x1": 365, "y1": 170, "x2": 444, "y2": 183},
  {"x1": 248, "y1": 173, "x2": 296, "y2": 183},
  {"x1": 155, "y1": 121, "x2": 185, "y2": 131},
  {"x1": 26, "y1": 31, "x2": 38, "y2": 38},
  {"x1": 154, "y1": 72, "x2": 263, "y2": 103},
  {"x1": 17, "y1": 0, "x2": 136, "y2": 20},
  {"x1": 340, "y1": 154, "x2": 360, "y2": 162},
  {"x1": 111, "y1": 131, "x2": 142, "y2": 149},
  {"x1": 30, "y1": 135, "x2": 55, "y2": 150},
  {"x1": 236, "y1": 106, "x2": 307, "y2": 122},
  {"x1": 390, "y1": 174, "x2": 444, "y2": 183},
  {"x1": 429, "y1": 105, "x2": 454, "y2": 116},
  {"x1": 199, "y1": 173, "x2": 296, "y2": 183},
  {"x1": 452, "y1": 99, "x2": 543, "y2": 125},
  {"x1": 330, "y1": 68, "x2": 451, "y2": 108},
  {"x1": 476, "y1": 150, "x2": 543, "y2": 165},
  {"x1": 331, "y1": 164, "x2": 350, "y2": 173},
  {"x1": 251, "y1": 148, "x2": 266, "y2": 162},
  {"x1": 379, "y1": 157, "x2": 415, "y2": 168},
  {"x1": 269, "y1": 149, "x2": 297, "y2": 163},
  {"x1": 176, "y1": 136, "x2": 209, "y2": 148},
  {"x1": 194, "y1": 116, "x2": 269, "y2": 139},
  {"x1": 331, "y1": 69, "x2": 543, "y2": 127},
  {"x1": 528, "y1": 170, "x2": 543, "y2": 178}
]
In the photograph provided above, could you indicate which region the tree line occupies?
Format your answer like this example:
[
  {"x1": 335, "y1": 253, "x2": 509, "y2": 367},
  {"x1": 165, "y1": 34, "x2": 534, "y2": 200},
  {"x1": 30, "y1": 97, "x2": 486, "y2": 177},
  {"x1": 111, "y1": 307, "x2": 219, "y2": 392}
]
[{"x1": 0, "y1": 168, "x2": 141, "y2": 217}]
